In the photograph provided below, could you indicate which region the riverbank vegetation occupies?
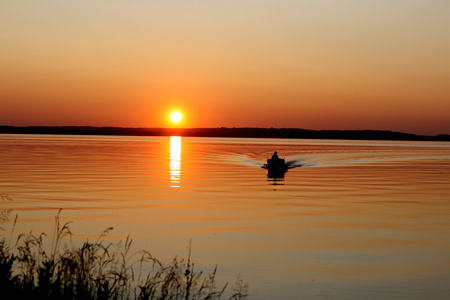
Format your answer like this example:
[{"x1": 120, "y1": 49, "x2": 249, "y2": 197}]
[{"x1": 0, "y1": 210, "x2": 248, "y2": 299}]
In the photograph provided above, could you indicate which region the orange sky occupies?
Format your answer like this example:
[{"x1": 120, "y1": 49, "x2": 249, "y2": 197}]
[{"x1": 1, "y1": 1, "x2": 449, "y2": 135}]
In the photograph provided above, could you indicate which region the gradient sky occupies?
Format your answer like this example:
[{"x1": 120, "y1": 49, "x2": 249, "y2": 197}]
[{"x1": 1, "y1": 1, "x2": 449, "y2": 135}]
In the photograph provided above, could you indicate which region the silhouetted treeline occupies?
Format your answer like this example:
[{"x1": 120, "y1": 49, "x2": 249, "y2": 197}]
[{"x1": 1, "y1": 126, "x2": 449, "y2": 141}]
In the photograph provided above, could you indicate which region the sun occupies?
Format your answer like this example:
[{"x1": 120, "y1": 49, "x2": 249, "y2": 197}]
[{"x1": 170, "y1": 111, "x2": 182, "y2": 123}]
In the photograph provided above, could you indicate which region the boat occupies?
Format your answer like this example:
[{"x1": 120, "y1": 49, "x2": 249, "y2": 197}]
[{"x1": 266, "y1": 157, "x2": 288, "y2": 178}]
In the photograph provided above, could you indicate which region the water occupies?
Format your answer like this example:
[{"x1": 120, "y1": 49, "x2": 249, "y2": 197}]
[{"x1": 1, "y1": 134, "x2": 450, "y2": 299}]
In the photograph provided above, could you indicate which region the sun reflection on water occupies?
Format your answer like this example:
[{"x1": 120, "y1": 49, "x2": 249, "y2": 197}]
[{"x1": 170, "y1": 136, "x2": 181, "y2": 187}]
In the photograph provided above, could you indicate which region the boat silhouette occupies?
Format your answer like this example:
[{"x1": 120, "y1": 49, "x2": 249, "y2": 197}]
[{"x1": 265, "y1": 153, "x2": 288, "y2": 178}]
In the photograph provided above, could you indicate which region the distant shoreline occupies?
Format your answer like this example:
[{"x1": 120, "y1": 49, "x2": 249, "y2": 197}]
[{"x1": 1, "y1": 126, "x2": 449, "y2": 141}]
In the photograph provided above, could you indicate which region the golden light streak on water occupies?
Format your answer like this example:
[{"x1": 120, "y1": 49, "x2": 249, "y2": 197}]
[{"x1": 170, "y1": 136, "x2": 181, "y2": 187}]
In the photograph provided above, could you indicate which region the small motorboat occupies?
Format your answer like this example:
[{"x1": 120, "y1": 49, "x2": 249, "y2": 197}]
[{"x1": 266, "y1": 157, "x2": 288, "y2": 178}]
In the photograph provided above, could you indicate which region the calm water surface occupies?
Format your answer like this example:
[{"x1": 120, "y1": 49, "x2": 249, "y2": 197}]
[{"x1": 1, "y1": 134, "x2": 450, "y2": 299}]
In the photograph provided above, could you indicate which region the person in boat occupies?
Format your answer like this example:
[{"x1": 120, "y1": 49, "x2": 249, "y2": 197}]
[{"x1": 271, "y1": 151, "x2": 279, "y2": 160}]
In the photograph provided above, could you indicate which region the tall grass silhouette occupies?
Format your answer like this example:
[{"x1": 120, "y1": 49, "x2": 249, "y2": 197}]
[{"x1": 0, "y1": 210, "x2": 248, "y2": 299}]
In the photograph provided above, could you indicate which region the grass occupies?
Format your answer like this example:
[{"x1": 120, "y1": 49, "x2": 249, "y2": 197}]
[{"x1": 0, "y1": 210, "x2": 248, "y2": 300}]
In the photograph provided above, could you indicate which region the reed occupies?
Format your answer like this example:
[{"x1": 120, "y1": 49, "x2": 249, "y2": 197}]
[{"x1": 0, "y1": 210, "x2": 248, "y2": 300}]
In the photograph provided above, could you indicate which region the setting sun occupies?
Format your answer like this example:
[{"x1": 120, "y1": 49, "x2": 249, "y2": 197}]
[{"x1": 170, "y1": 112, "x2": 182, "y2": 123}]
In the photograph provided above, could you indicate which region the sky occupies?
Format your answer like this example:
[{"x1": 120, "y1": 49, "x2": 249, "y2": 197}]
[{"x1": 1, "y1": 1, "x2": 449, "y2": 135}]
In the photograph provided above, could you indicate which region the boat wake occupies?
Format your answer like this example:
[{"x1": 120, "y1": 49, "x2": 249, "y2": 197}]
[
  {"x1": 225, "y1": 155, "x2": 304, "y2": 170},
  {"x1": 225, "y1": 153, "x2": 449, "y2": 169},
  {"x1": 282, "y1": 154, "x2": 450, "y2": 168}
]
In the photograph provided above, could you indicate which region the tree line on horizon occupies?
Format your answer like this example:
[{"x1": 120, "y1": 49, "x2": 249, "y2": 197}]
[{"x1": 0, "y1": 126, "x2": 449, "y2": 141}]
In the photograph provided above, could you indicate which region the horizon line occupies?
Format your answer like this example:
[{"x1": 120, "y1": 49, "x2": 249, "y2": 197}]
[{"x1": 1, "y1": 125, "x2": 449, "y2": 140}]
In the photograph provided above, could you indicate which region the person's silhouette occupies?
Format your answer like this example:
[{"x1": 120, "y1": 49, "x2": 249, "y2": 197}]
[{"x1": 271, "y1": 151, "x2": 279, "y2": 160}]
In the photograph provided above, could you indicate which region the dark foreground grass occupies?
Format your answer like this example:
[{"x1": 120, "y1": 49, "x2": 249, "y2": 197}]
[{"x1": 0, "y1": 211, "x2": 248, "y2": 300}]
